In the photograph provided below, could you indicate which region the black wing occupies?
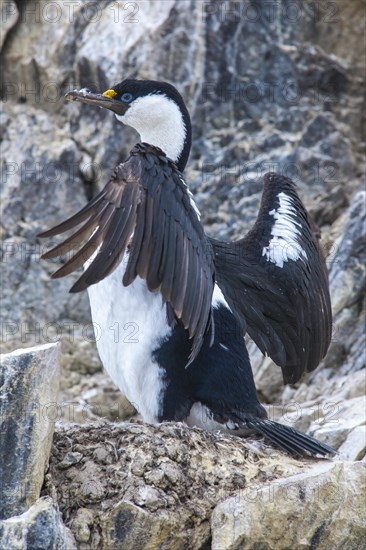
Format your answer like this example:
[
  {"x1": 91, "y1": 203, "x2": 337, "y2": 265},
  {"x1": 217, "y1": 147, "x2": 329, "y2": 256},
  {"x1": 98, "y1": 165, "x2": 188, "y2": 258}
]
[
  {"x1": 212, "y1": 173, "x2": 332, "y2": 384},
  {"x1": 39, "y1": 144, "x2": 215, "y2": 363}
]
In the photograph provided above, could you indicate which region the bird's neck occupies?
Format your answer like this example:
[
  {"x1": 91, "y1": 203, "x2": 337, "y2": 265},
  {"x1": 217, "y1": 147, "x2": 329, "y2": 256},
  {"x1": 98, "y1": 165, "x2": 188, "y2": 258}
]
[
  {"x1": 118, "y1": 94, "x2": 192, "y2": 172},
  {"x1": 139, "y1": 122, "x2": 191, "y2": 172}
]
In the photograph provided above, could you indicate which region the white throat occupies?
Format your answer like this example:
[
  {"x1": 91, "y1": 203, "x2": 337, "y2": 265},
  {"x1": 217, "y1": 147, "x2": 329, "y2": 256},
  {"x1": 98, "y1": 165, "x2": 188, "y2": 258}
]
[{"x1": 116, "y1": 94, "x2": 186, "y2": 163}]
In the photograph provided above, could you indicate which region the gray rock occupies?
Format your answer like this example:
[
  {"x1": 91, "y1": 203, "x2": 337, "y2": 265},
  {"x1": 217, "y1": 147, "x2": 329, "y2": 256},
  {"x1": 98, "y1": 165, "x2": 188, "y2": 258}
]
[
  {"x1": 211, "y1": 461, "x2": 366, "y2": 550},
  {"x1": 0, "y1": 0, "x2": 18, "y2": 51},
  {"x1": 0, "y1": 497, "x2": 76, "y2": 550},
  {"x1": 329, "y1": 191, "x2": 366, "y2": 317},
  {"x1": 337, "y1": 425, "x2": 366, "y2": 461},
  {"x1": 309, "y1": 396, "x2": 366, "y2": 450},
  {"x1": 101, "y1": 500, "x2": 178, "y2": 550},
  {"x1": 0, "y1": 103, "x2": 90, "y2": 331},
  {"x1": 0, "y1": 343, "x2": 60, "y2": 519}
]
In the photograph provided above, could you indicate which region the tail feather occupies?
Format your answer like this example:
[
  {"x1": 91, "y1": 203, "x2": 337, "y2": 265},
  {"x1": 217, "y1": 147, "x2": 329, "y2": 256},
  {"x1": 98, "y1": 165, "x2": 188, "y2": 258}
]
[{"x1": 246, "y1": 419, "x2": 336, "y2": 457}]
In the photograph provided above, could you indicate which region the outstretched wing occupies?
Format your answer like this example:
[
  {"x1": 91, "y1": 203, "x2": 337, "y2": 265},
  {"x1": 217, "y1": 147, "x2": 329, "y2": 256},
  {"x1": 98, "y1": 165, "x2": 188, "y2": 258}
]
[
  {"x1": 211, "y1": 173, "x2": 332, "y2": 384},
  {"x1": 39, "y1": 144, "x2": 215, "y2": 362}
]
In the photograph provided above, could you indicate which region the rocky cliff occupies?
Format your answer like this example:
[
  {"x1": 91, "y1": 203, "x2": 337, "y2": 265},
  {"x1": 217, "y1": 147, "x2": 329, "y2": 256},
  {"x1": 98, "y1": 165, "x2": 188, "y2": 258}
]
[{"x1": 1, "y1": 1, "x2": 365, "y2": 548}]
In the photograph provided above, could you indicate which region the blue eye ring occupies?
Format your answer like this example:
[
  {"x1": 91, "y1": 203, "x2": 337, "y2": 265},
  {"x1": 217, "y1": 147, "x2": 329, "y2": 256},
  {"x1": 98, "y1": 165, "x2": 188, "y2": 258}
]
[{"x1": 121, "y1": 92, "x2": 133, "y2": 103}]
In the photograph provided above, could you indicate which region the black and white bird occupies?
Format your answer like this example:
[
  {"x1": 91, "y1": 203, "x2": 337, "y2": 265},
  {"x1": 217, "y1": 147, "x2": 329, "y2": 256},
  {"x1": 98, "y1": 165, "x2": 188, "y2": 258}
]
[{"x1": 39, "y1": 79, "x2": 335, "y2": 457}]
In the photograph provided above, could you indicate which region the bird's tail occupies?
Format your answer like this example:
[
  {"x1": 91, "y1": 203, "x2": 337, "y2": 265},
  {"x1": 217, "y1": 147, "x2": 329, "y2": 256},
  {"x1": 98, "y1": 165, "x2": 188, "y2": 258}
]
[{"x1": 245, "y1": 418, "x2": 336, "y2": 457}]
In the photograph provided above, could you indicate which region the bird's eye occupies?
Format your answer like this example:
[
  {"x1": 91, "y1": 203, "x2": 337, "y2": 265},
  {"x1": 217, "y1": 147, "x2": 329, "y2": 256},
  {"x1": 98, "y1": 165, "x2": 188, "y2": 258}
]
[{"x1": 121, "y1": 92, "x2": 133, "y2": 103}]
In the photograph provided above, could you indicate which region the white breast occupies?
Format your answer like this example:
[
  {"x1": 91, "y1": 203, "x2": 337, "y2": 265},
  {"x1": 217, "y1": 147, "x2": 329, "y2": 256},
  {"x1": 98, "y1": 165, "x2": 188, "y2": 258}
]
[{"x1": 86, "y1": 252, "x2": 171, "y2": 423}]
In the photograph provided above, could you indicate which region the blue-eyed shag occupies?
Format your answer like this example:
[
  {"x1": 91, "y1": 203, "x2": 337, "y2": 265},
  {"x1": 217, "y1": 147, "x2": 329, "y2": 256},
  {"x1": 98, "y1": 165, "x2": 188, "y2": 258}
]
[{"x1": 38, "y1": 79, "x2": 335, "y2": 457}]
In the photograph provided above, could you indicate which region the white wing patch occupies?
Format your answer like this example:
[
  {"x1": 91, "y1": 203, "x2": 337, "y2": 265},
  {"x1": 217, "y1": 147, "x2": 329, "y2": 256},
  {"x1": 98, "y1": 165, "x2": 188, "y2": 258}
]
[
  {"x1": 212, "y1": 284, "x2": 231, "y2": 310},
  {"x1": 262, "y1": 192, "x2": 308, "y2": 268},
  {"x1": 179, "y1": 175, "x2": 201, "y2": 220},
  {"x1": 187, "y1": 188, "x2": 201, "y2": 220}
]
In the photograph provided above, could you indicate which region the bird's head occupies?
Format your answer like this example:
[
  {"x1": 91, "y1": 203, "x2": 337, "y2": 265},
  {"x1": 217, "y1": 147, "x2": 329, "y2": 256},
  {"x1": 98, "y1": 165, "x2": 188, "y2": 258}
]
[{"x1": 66, "y1": 79, "x2": 192, "y2": 172}]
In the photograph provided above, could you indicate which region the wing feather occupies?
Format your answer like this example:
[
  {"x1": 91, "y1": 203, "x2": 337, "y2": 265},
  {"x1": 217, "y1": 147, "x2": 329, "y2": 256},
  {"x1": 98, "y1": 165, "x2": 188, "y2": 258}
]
[
  {"x1": 50, "y1": 204, "x2": 115, "y2": 278},
  {"x1": 39, "y1": 144, "x2": 214, "y2": 363},
  {"x1": 38, "y1": 189, "x2": 107, "y2": 237},
  {"x1": 211, "y1": 172, "x2": 331, "y2": 384}
]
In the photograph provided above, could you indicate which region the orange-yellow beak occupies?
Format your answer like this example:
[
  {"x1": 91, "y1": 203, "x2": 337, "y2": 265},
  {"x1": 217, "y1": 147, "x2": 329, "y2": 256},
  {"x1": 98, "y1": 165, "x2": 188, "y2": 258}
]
[{"x1": 102, "y1": 89, "x2": 118, "y2": 99}]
